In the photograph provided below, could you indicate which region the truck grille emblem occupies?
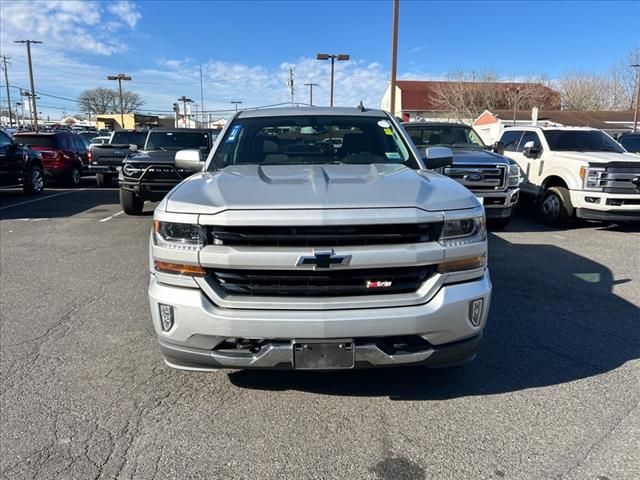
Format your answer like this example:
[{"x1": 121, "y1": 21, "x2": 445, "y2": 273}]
[
  {"x1": 366, "y1": 280, "x2": 393, "y2": 289},
  {"x1": 297, "y1": 250, "x2": 351, "y2": 270},
  {"x1": 464, "y1": 173, "x2": 484, "y2": 182}
]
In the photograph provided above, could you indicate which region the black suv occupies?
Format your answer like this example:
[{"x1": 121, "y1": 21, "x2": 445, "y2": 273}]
[
  {"x1": 0, "y1": 129, "x2": 45, "y2": 194},
  {"x1": 119, "y1": 128, "x2": 218, "y2": 214}
]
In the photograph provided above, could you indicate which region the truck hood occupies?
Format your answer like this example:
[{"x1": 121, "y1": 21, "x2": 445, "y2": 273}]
[
  {"x1": 126, "y1": 150, "x2": 177, "y2": 164},
  {"x1": 165, "y1": 164, "x2": 477, "y2": 214},
  {"x1": 545, "y1": 151, "x2": 640, "y2": 164},
  {"x1": 451, "y1": 148, "x2": 511, "y2": 165}
]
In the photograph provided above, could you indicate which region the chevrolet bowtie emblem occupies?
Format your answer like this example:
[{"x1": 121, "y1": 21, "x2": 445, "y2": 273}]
[{"x1": 297, "y1": 250, "x2": 351, "y2": 270}]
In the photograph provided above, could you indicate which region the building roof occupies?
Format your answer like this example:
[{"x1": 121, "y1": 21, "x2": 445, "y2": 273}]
[
  {"x1": 396, "y1": 80, "x2": 561, "y2": 111},
  {"x1": 488, "y1": 110, "x2": 634, "y2": 130}
]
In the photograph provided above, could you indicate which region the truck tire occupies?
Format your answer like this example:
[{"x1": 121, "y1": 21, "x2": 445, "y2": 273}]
[
  {"x1": 539, "y1": 186, "x2": 573, "y2": 227},
  {"x1": 489, "y1": 216, "x2": 511, "y2": 230},
  {"x1": 66, "y1": 164, "x2": 82, "y2": 187},
  {"x1": 120, "y1": 188, "x2": 144, "y2": 215},
  {"x1": 23, "y1": 164, "x2": 44, "y2": 195},
  {"x1": 96, "y1": 173, "x2": 112, "y2": 187}
]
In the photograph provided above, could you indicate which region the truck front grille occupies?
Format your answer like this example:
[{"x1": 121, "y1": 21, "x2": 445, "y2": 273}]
[
  {"x1": 208, "y1": 223, "x2": 442, "y2": 247},
  {"x1": 599, "y1": 164, "x2": 640, "y2": 194},
  {"x1": 208, "y1": 266, "x2": 436, "y2": 297},
  {"x1": 445, "y1": 164, "x2": 507, "y2": 190}
]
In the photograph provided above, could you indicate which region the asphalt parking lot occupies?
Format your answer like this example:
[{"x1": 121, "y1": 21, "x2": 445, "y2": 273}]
[{"x1": 1, "y1": 181, "x2": 638, "y2": 480}]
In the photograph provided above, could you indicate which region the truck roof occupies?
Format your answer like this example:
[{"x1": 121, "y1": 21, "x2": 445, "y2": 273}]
[
  {"x1": 237, "y1": 106, "x2": 387, "y2": 119},
  {"x1": 149, "y1": 127, "x2": 217, "y2": 133},
  {"x1": 503, "y1": 125, "x2": 602, "y2": 132},
  {"x1": 404, "y1": 122, "x2": 469, "y2": 127}
]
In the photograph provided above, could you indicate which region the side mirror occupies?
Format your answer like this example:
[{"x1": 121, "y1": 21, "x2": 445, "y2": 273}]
[
  {"x1": 492, "y1": 141, "x2": 505, "y2": 155},
  {"x1": 423, "y1": 146, "x2": 453, "y2": 169},
  {"x1": 522, "y1": 141, "x2": 542, "y2": 158},
  {"x1": 175, "y1": 149, "x2": 204, "y2": 172}
]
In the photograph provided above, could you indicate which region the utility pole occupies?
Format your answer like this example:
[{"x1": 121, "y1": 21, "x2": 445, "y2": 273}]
[
  {"x1": 231, "y1": 100, "x2": 242, "y2": 112},
  {"x1": 512, "y1": 87, "x2": 520, "y2": 127},
  {"x1": 194, "y1": 103, "x2": 199, "y2": 127},
  {"x1": 14, "y1": 40, "x2": 42, "y2": 131},
  {"x1": 316, "y1": 53, "x2": 350, "y2": 107},
  {"x1": 199, "y1": 64, "x2": 205, "y2": 126},
  {"x1": 107, "y1": 73, "x2": 131, "y2": 129},
  {"x1": 389, "y1": 0, "x2": 399, "y2": 117},
  {"x1": 0, "y1": 56, "x2": 13, "y2": 127},
  {"x1": 632, "y1": 64, "x2": 640, "y2": 133},
  {"x1": 287, "y1": 67, "x2": 295, "y2": 106},
  {"x1": 303, "y1": 83, "x2": 319, "y2": 106},
  {"x1": 16, "y1": 102, "x2": 23, "y2": 128},
  {"x1": 177, "y1": 96, "x2": 192, "y2": 127}
]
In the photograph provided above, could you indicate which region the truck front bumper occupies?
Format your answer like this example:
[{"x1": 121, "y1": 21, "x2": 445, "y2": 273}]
[
  {"x1": 148, "y1": 270, "x2": 492, "y2": 370},
  {"x1": 571, "y1": 190, "x2": 640, "y2": 222},
  {"x1": 475, "y1": 188, "x2": 519, "y2": 219}
]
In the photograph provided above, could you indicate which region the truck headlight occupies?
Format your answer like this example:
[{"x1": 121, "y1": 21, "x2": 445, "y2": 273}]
[
  {"x1": 508, "y1": 164, "x2": 521, "y2": 187},
  {"x1": 154, "y1": 221, "x2": 206, "y2": 251},
  {"x1": 580, "y1": 166, "x2": 606, "y2": 191},
  {"x1": 439, "y1": 215, "x2": 486, "y2": 247}
]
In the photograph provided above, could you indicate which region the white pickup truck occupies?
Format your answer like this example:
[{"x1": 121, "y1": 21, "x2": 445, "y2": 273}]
[{"x1": 497, "y1": 126, "x2": 640, "y2": 226}]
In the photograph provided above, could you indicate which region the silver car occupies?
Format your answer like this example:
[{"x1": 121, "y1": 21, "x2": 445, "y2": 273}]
[{"x1": 148, "y1": 107, "x2": 491, "y2": 371}]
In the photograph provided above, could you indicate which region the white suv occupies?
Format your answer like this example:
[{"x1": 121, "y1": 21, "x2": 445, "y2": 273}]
[{"x1": 498, "y1": 126, "x2": 640, "y2": 226}]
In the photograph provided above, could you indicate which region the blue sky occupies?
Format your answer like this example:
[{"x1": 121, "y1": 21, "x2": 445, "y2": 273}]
[{"x1": 1, "y1": 0, "x2": 638, "y2": 119}]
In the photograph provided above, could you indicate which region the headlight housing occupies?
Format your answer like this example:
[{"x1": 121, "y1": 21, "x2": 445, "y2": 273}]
[
  {"x1": 439, "y1": 215, "x2": 486, "y2": 247},
  {"x1": 508, "y1": 164, "x2": 521, "y2": 187},
  {"x1": 581, "y1": 166, "x2": 606, "y2": 191},
  {"x1": 154, "y1": 221, "x2": 206, "y2": 251}
]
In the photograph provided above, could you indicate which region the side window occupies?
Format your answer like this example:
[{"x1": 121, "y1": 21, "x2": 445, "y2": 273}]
[
  {"x1": 408, "y1": 129, "x2": 423, "y2": 146},
  {"x1": 0, "y1": 131, "x2": 12, "y2": 149},
  {"x1": 73, "y1": 136, "x2": 86, "y2": 151},
  {"x1": 57, "y1": 134, "x2": 70, "y2": 150},
  {"x1": 517, "y1": 132, "x2": 542, "y2": 152},
  {"x1": 499, "y1": 130, "x2": 523, "y2": 152}
]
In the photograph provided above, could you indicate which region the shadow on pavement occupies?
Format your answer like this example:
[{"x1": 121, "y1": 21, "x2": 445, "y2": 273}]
[{"x1": 229, "y1": 233, "x2": 639, "y2": 400}]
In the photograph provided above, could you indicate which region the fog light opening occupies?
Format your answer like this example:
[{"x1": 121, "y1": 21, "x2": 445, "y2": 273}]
[
  {"x1": 469, "y1": 299, "x2": 484, "y2": 327},
  {"x1": 585, "y1": 196, "x2": 601, "y2": 204},
  {"x1": 159, "y1": 304, "x2": 175, "y2": 331}
]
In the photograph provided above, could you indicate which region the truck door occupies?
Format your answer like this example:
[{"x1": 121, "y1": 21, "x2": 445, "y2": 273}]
[{"x1": 515, "y1": 131, "x2": 544, "y2": 191}]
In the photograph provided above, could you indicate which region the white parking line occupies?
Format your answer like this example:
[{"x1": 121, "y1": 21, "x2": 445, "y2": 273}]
[
  {"x1": 0, "y1": 190, "x2": 85, "y2": 211},
  {"x1": 99, "y1": 211, "x2": 124, "y2": 222}
]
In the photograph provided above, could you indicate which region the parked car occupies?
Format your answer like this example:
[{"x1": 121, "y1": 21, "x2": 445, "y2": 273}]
[
  {"x1": 119, "y1": 128, "x2": 218, "y2": 214},
  {"x1": 0, "y1": 129, "x2": 45, "y2": 194},
  {"x1": 618, "y1": 132, "x2": 640, "y2": 155},
  {"x1": 498, "y1": 126, "x2": 640, "y2": 225},
  {"x1": 89, "y1": 130, "x2": 148, "y2": 187},
  {"x1": 148, "y1": 107, "x2": 491, "y2": 372},
  {"x1": 13, "y1": 131, "x2": 90, "y2": 187},
  {"x1": 404, "y1": 122, "x2": 520, "y2": 228},
  {"x1": 89, "y1": 135, "x2": 111, "y2": 148}
]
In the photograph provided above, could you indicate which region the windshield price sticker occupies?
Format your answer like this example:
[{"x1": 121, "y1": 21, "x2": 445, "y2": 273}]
[
  {"x1": 377, "y1": 120, "x2": 391, "y2": 128},
  {"x1": 383, "y1": 128, "x2": 393, "y2": 136},
  {"x1": 226, "y1": 125, "x2": 242, "y2": 143},
  {"x1": 385, "y1": 152, "x2": 401, "y2": 160}
]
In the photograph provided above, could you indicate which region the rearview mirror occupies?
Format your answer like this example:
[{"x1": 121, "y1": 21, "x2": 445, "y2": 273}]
[
  {"x1": 175, "y1": 149, "x2": 204, "y2": 172},
  {"x1": 492, "y1": 141, "x2": 505, "y2": 155},
  {"x1": 423, "y1": 147, "x2": 453, "y2": 169},
  {"x1": 522, "y1": 141, "x2": 542, "y2": 158}
]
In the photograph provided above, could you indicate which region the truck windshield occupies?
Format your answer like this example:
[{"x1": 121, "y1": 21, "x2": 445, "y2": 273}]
[
  {"x1": 211, "y1": 115, "x2": 417, "y2": 168},
  {"x1": 543, "y1": 130, "x2": 624, "y2": 153},
  {"x1": 146, "y1": 131, "x2": 210, "y2": 151},
  {"x1": 111, "y1": 131, "x2": 147, "y2": 147},
  {"x1": 619, "y1": 135, "x2": 640, "y2": 153},
  {"x1": 406, "y1": 125, "x2": 486, "y2": 149}
]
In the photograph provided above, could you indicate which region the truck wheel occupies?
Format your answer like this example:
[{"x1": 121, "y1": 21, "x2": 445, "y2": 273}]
[
  {"x1": 489, "y1": 216, "x2": 511, "y2": 230},
  {"x1": 120, "y1": 188, "x2": 144, "y2": 215},
  {"x1": 96, "y1": 173, "x2": 112, "y2": 187},
  {"x1": 66, "y1": 164, "x2": 82, "y2": 187},
  {"x1": 539, "y1": 186, "x2": 573, "y2": 227},
  {"x1": 23, "y1": 165, "x2": 44, "y2": 195}
]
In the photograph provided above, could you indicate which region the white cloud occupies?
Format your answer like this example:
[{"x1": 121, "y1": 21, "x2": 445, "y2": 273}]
[{"x1": 108, "y1": 0, "x2": 142, "y2": 28}]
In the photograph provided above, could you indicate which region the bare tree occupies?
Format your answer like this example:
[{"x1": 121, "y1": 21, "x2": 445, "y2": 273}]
[
  {"x1": 78, "y1": 87, "x2": 117, "y2": 114},
  {"x1": 78, "y1": 88, "x2": 145, "y2": 115}
]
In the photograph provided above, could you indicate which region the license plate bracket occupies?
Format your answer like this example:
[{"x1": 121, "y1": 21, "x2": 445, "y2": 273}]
[{"x1": 293, "y1": 340, "x2": 355, "y2": 370}]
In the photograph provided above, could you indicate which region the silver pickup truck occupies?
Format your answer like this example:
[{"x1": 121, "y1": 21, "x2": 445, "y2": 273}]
[{"x1": 148, "y1": 107, "x2": 491, "y2": 371}]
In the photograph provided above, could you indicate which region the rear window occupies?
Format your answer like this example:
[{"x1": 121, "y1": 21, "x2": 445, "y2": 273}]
[
  {"x1": 620, "y1": 135, "x2": 640, "y2": 152},
  {"x1": 145, "y1": 131, "x2": 210, "y2": 151},
  {"x1": 15, "y1": 135, "x2": 55, "y2": 148},
  {"x1": 111, "y1": 131, "x2": 147, "y2": 147}
]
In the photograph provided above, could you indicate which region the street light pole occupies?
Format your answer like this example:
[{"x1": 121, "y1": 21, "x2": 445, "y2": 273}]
[
  {"x1": 14, "y1": 40, "x2": 42, "y2": 131},
  {"x1": 0, "y1": 55, "x2": 13, "y2": 127},
  {"x1": 316, "y1": 53, "x2": 350, "y2": 107},
  {"x1": 389, "y1": 0, "x2": 399, "y2": 117},
  {"x1": 303, "y1": 83, "x2": 319, "y2": 106},
  {"x1": 632, "y1": 64, "x2": 640, "y2": 133},
  {"x1": 512, "y1": 87, "x2": 520, "y2": 127},
  {"x1": 231, "y1": 100, "x2": 242, "y2": 112},
  {"x1": 107, "y1": 73, "x2": 132, "y2": 129},
  {"x1": 177, "y1": 96, "x2": 193, "y2": 127}
]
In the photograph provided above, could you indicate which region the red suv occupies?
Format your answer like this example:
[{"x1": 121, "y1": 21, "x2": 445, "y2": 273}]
[{"x1": 13, "y1": 132, "x2": 89, "y2": 187}]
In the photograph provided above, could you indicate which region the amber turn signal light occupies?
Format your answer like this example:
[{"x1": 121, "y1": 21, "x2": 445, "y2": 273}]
[
  {"x1": 154, "y1": 261, "x2": 206, "y2": 276},
  {"x1": 437, "y1": 256, "x2": 485, "y2": 273}
]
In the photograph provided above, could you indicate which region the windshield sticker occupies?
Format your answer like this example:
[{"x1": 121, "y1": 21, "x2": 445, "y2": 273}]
[
  {"x1": 383, "y1": 128, "x2": 393, "y2": 136},
  {"x1": 226, "y1": 124, "x2": 241, "y2": 143},
  {"x1": 377, "y1": 120, "x2": 391, "y2": 128},
  {"x1": 385, "y1": 152, "x2": 401, "y2": 160}
]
